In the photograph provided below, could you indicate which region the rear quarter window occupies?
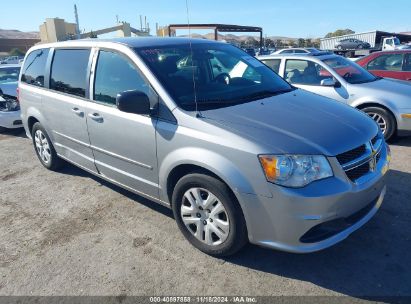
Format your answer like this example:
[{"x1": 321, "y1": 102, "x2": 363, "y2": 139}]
[{"x1": 21, "y1": 48, "x2": 50, "y2": 87}]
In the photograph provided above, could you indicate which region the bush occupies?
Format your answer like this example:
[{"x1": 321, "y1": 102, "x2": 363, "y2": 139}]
[{"x1": 9, "y1": 48, "x2": 25, "y2": 57}]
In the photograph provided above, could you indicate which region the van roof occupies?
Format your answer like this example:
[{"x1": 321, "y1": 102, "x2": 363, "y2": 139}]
[{"x1": 35, "y1": 37, "x2": 221, "y2": 49}]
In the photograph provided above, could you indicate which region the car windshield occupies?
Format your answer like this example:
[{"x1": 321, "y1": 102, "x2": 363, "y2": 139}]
[
  {"x1": 394, "y1": 38, "x2": 401, "y2": 46},
  {"x1": 0, "y1": 67, "x2": 20, "y2": 84},
  {"x1": 135, "y1": 43, "x2": 293, "y2": 111},
  {"x1": 322, "y1": 56, "x2": 378, "y2": 84}
]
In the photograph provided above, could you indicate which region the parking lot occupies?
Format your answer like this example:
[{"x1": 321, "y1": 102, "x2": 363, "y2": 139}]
[{"x1": 0, "y1": 129, "x2": 410, "y2": 298}]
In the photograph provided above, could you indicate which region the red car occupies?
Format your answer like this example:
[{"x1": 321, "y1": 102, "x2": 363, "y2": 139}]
[{"x1": 356, "y1": 50, "x2": 411, "y2": 81}]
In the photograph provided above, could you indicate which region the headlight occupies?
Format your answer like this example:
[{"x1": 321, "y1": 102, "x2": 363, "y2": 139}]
[{"x1": 258, "y1": 155, "x2": 333, "y2": 188}]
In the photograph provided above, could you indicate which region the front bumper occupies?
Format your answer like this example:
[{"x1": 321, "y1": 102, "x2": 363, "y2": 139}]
[
  {"x1": 236, "y1": 143, "x2": 389, "y2": 253},
  {"x1": 0, "y1": 110, "x2": 22, "y2": 129}
]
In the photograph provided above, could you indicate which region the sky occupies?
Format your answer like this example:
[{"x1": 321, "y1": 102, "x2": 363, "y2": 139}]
[{"x1": 1, "y1": 0, "x2": 410, "y2": 38}]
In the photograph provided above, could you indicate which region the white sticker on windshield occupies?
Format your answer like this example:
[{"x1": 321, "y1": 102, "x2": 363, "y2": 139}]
[{"x1": 242, "y1": 56, "x2": 264, "y2": 68}]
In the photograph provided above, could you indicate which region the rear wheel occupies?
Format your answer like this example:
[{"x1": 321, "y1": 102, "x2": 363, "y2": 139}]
[
  {"x1": 362, "y1": 107, "x2": 396, "y2": 140},
  {"x1": 172, "y1": 173, "x2": 248, "y2": 256},
  {"x1": 32, "y1": 122, "x2": 64, "y2": 170}
]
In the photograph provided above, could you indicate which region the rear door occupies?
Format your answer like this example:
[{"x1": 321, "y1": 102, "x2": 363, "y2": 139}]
[
  {"x1": 366, "y1": 53, "x2": 406, "y2": 80},
  {"x1": 85, "y1": 48, "x2": 159, "y2": 199},
  {"x1": 41, "y1": 48, "x2": 97, "y2": 173}
]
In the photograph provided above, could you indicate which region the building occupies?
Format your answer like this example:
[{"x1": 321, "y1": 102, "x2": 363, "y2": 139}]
[
  {"x1": 39, "y1": 17, "x2": 150, "y2": 43},
  {"x1": 39, "y1": 18, "x2": 78, "y2": 43}
]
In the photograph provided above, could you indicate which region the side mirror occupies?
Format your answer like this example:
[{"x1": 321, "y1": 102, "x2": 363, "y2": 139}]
[
  {"x1": 116, "y1": 90, "x2": 151, "y2": 115},
  {"x1": 320, "y1": 78, "x2": 338, "y2": 87}
]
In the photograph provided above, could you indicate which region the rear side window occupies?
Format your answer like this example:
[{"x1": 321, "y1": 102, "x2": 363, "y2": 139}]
[
  {"x1": 93, "y1": 50, "x2": 150, "y2": 106},
  {"x1": 50, "y1": 49, "x2": 90, "y2": 97},
  {"x1": 21, "y1": 48, "x2": 49, "y2": 87},
  {"x1": 262, "y1": 59, "x2": 281, "y2": 74}
]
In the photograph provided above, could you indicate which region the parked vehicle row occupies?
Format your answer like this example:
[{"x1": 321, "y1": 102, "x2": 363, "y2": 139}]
[
  {"x1": 258, "y1": 52, "x2": 411, "y2": 140},
  {"x1": 18, "y1": 38, "x2": 391, "y2": 256},
  {"x1": 0, "y1": 56, "x2": 24, "y2": 65}
]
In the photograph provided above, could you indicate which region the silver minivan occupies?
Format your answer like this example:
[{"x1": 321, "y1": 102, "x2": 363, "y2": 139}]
[{"x1": 19, "y1": 38, "x2": 390, "y2": 256}]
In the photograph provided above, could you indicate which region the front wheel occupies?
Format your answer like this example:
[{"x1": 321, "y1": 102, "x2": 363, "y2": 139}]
[
  {"x1": 172, "y1": 173, "x2": 248, "y2": 257},
  {"x1": 362, "y1": 107, "x2": 396, "y2": 140}
]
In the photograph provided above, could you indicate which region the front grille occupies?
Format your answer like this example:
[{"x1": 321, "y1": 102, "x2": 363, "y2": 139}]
[
  {"x1": 345, "y1": 162, "x2": 370, "y2": 181},
  {"x1": 336, "y1": 132, "x2": 384, "y2": 183},
  {"x1": 336, "y1": 144, "x2": 366, "y2": 165}
]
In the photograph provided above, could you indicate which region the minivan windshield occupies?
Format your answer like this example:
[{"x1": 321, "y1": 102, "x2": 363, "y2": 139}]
[
  {"x1": 322, "y1": 56, "x2": 378, "y2": 84},
  {"x1": 135, "y1": 43, "x2": 293, "y2": 110}
]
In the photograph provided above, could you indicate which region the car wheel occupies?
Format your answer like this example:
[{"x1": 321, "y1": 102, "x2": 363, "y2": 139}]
[
  {"x1": 32, "y1": 122, "x2": 64, "y2": 170},
  {"x1": 172, "y1": 173, "x2": 248, "y2": 257},
  {"x1": 337, "y1": 45, "x2": 342, "y2": 50},
  {"x1": 363, "y1": 107, "x2": 396, "y2": 140},
  {"x1": 358, "y1": 44, "x2": 364, "y2": 49}
]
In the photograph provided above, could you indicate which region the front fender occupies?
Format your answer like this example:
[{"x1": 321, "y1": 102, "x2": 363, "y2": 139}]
[
  {"x1": 158, "y1": 147, "x2": 269, "y2": 204},
  {"x1": 351, "y1": 96, "x2": 398, "y2": 114}
]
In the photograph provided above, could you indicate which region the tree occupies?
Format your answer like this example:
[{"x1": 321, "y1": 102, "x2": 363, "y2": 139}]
[
  {"x1": 325, "y1": 29, "x2": 355, "y2": 38},
  {"x1": 297, "y1": 38, "x2": 305, "y2": 47},
  {"x1": 245, "y1": 37, "x2": 257, "y2": 47},
  {"x1": 9, "y1": 48, "x2": 25, "y2": 56}
]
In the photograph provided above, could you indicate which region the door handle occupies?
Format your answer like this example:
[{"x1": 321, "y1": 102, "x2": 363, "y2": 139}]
[
  {"x1": 71, "y1": 107, "x2": 84, "y2": 117},
  {"x1": 88, "y1": 112, "x2": 104, "y2": 122}
]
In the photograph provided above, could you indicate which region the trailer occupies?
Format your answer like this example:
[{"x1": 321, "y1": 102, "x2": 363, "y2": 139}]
[
  {"x1": 320, "y1": 30, "x2": 411, "y2": 57},
  {"x1": 167, "y1": 23, "x2": 263, "y2": 48}
]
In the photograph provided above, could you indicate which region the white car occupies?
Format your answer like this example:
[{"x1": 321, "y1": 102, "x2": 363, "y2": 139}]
[
  {"x1": 272, "y1": 48, "x2": 321, "y2": 55},
  {"x1": 257, "y1": 53, "x2": 411, "y2": 140},
  {"x1": 0, "y1": 64, "x2": 22, "y2": 130}
]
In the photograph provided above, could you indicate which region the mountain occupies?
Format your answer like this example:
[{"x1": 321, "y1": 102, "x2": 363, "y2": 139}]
[{"x1": 0, "y1": 29, "x2": 40, "y2": 39}]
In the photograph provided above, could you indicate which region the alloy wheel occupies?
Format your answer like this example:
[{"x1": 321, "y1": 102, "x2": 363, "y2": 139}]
[
  {"x1": 34, "y1": 130, "x2": 51, "y2": 164},
  {"x1": 180, "y1": 187, "x2": 230, "y2": 246},
  {"x1": 368, "y1": 112, "x2": 387, "y2": 134}
]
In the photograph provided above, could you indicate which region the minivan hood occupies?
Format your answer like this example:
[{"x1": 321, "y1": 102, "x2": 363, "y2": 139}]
[{"x1": 201, "y1": 89, "x2": 378, "y2": 156}]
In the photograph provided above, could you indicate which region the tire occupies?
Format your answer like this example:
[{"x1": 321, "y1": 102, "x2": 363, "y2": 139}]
[
  {"x1": 362, "y1": 107, "x2": 396, "y2": 141},
  {"x1": 358, "y1": 44, "x2": 364, "y2": 49},
  {"x1": 172, "y1": 173, "x2": 248, "y2": 257},
  {"x1": 337, "y1": 45, "x2": 342, "y2": 50},
  {"x1": 31, "y1": 122, "x2": 64, "y2": 170}
]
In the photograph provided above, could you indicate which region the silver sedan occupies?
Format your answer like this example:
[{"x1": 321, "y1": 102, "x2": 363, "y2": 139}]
[{"x1": 258, "y1": 53, "x2": 411, "y2": 140}]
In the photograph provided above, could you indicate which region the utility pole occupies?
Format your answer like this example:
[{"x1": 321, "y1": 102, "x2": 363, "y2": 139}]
[{"x1": 74, "y1": 4, "x2": 81, "y2": 39}]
